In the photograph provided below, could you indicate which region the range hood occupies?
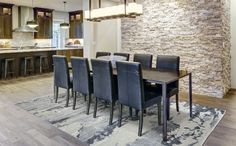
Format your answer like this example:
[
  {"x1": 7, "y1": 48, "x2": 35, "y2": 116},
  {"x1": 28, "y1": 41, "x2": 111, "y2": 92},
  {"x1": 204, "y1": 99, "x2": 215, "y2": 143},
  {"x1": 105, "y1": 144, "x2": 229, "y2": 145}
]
[{"x1": 13, "y1": 6, "x2": 37, "y2": 33}]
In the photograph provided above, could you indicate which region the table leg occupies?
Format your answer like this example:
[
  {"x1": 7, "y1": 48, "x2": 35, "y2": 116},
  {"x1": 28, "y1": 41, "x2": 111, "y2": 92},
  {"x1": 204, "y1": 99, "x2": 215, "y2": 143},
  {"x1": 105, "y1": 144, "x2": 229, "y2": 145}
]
[
  {"x1": 189, "y1": 73, "x2": 193, "y2": 118},
  {"x1": 162, "y1": 82, "x2": 167, "y2": 141}
]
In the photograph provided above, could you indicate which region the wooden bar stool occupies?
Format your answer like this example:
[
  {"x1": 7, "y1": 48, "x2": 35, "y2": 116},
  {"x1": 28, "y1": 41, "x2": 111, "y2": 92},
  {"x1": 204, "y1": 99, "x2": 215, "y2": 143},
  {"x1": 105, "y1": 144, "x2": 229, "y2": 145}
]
[
  {"x1": 3, "y1": 58, "x2": 15, "y2": 79},
  {"x1": 23, "y1": 57, "x2": 34, "y2": 76}
]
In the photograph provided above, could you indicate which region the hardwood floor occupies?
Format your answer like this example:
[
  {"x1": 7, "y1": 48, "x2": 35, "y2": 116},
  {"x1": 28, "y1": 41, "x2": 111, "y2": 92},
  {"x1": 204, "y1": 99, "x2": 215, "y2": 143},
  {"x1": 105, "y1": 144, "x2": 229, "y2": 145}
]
[
  {"x1": 0, "y1": 74, "x2": 87, "y2": 146},
  {"x1": 0, "y1": 74, "x2": 235, "y2": 146}
]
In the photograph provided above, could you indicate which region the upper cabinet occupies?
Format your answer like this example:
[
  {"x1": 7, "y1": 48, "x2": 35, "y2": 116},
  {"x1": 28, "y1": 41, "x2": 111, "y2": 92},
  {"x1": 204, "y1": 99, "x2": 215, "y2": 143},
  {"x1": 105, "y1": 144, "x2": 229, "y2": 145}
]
[
  {"x1": 34, "y1": 8, "x2": 53, "y2": 39},
  {"x1": 0, "y1": 3, "x2": 13, "y2": 39},
  {"x1": 69, "y1": 11, "x2": 83, "y2": 39}
]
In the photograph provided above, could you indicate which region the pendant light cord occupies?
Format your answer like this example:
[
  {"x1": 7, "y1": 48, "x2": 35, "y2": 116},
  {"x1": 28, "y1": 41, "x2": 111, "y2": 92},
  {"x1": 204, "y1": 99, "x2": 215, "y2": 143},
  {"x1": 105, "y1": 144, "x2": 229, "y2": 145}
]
[
  {"x1": 64, "y1": 1, "x2": 66, "y2": 11},
  {"x1": 63, "y1": 1, "x2": 66, "y2": 23}
]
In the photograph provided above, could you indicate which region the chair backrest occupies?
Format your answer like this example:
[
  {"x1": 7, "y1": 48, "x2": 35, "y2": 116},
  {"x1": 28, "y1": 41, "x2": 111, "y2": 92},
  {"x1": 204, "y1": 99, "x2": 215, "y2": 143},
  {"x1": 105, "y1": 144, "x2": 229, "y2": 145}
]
[
  {"x1": 96, "y1": 52, "x2": 111, "y2": 58},
  {"x1": 156, "y1": 55, "x2": 180, "y2": 89},
  {"x1": 133, "y1": 53, "x2": 153, "y2": 69},
  {"x1": 114, "y1": 53, "x2": 130, "y2": 61},
  {"x1": 53, "y1": 55, "x2": 70, "y2": 89},
  {"x1": 91, "y1": 59, "x2": 115, "y2": 102},
  {"x1": 116, "y1": 61, "x2": 144, "y2": 110},
  {"x1": 71, "y1": 57, "x2": 92, "y2": 95},
  {"x1": 156, "y1": 55, "x2": 180, "y2": 71}
]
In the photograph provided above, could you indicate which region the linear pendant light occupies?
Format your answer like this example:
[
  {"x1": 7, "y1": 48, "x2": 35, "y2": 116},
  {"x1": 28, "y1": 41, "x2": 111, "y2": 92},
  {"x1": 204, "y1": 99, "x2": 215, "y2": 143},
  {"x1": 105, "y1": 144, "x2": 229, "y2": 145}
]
[
  {"x1": 60, "y1": 1, "x2": 70, "y2": 29},
  {"x1": 26, "y1": 0, "x2": 38, "y2": 28},
  {"x1": 85, "y1": 0, "x2": 143, "y2": 22}
]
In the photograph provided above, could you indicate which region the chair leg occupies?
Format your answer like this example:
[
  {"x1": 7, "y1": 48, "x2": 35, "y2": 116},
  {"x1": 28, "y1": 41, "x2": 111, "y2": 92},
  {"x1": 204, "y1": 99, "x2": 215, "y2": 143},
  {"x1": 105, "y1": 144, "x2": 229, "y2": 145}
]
[
  {"x1": 72, "y1": 92, "x2": 77, "y2": 110},
  {"x1": 135, "y1": 110, "x2": 139, "y2": 117},
  {"x1": 84, "y1": 95, "x2": 87, "y2": 101},
  {"x1": 24, "y1": 59, "x2": 27, "y2": 76},
  {"x1": 93, "y1": 97, "x2": 98, "y2": 118},
  {"x1": 86, "y1": 94, "x2": 91, "y2": 115},
  {"x1": 144, "y1": 109, "x2": 147, "y2": 114},
  {"x1": 176, "y1": 94, "x2": 179, "y2": 112},
  {"x1": 118, "y1": 104, "x2": 123, "y2": 127},
  {"x1": 65, "y1": 89, "x2": 70, "y2": 107},
  {"x1": 129, "y1": 107, "x2": 132, "y2": 118},
  {"x1": 109, "y1": 102, "x2": 114, "y2": 125},
  {"x1": 71, "y1": 90, "x2": 74, "y2": 98},
  {"x1": 4, "y1": 60, "x2": 7, "y2": 79},
  {"x1": 138, "y1": 110, "x2": 143, "y2": 137},
  {"x1": 167, "y1": 98, "x2": 170, "y2": 121},
  {"x1": 54, "y1": 86, "x2": 59, "y2": 103},
  {"x1": 158, "y1": 102, "x2": 162, "y2": 125}
]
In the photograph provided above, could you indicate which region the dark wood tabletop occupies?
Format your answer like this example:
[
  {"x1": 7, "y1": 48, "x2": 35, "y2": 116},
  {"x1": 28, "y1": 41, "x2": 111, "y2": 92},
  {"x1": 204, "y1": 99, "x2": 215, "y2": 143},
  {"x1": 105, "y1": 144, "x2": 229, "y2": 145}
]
[{"x1": 112, "y1": 68, "x2": 190, "y2": 84}]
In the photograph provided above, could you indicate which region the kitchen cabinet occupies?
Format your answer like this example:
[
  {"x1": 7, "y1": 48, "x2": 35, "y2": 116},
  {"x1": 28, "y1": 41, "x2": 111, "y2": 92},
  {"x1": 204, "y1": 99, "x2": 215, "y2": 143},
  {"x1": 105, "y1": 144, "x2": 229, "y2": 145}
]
[
  {"x1": 34, "y1": 8, "x2": 53, "y2": 39},
  {"x1": 0, "y1": 3, "x2": 13, "y2": 39},
  {"x1": 69, "y1": 11, "x2": 83, "y2": 38}
]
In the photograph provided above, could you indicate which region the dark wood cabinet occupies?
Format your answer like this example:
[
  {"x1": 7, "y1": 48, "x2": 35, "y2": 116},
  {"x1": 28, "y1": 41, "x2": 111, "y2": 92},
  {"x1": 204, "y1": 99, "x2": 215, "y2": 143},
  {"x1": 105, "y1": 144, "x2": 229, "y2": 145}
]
[
  {"x1": 69, "y1": 11, "x2": 83, "y2": 38},
  {"x1": 34, "y1": 8, "x2": 53, "y2": 39},
  {"x1": 0, "y1": 3, "x2": 13, "y2": 39}
]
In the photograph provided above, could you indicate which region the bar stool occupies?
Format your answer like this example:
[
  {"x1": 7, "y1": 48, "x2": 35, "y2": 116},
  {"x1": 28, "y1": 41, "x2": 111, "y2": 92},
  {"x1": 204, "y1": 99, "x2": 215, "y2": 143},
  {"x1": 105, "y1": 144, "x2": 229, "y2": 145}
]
[
  {"x1": 23, "y1": 57, "x2": 34, "y2": 76},
  {"x1": 3, "y1": 58, "x2": 15, "y2": 79},
  {"x1": 38, "y1": 55, "x2": 49, "y2": 73}
]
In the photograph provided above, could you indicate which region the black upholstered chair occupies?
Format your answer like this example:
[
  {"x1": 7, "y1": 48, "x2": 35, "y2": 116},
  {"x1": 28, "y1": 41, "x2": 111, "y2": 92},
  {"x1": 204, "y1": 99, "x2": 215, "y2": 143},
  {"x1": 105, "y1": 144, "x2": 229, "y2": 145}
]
[
  {"x1": 156, "y1": 55, "x2": 180, "y2": 120},
  {"x1": 133, "y1": 54, "x2": 153, "y2": 69},
  {"x1": 53, "y1": 55, "x2": 72, "y2": 107},
  {"x1": 114, "y1": 53, "x2": 130, "y2": 61},
  {"x1": 116, "y1": 61, "x2": 162, "y2": 136},
  {"x1": 91, "y1": 59, "x2": 117, "y2": 125},
  {"x1": 71, "y1": 57, "x2": 93, "y2": 114},
  {"x1": 96, "y1": 52, "x2": 111, "y2": 58}
]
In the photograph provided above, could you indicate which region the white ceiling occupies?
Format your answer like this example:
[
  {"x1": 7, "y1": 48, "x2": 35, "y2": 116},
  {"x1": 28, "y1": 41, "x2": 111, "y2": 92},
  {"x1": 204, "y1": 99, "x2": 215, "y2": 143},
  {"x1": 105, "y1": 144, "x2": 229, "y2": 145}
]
[{"x1": 0, "y1": 0, "x2": 83, "y2": 12}]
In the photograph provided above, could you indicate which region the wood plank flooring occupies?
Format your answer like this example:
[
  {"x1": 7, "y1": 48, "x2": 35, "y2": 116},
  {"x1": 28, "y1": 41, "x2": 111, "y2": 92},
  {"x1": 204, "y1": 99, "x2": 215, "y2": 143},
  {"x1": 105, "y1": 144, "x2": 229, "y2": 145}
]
[
  {"x1": 0, "y1": 74, "x2": 236, "y2": 146},
  {"x1": 0, "y1": 74, "x2": 87, "y2": 146}
]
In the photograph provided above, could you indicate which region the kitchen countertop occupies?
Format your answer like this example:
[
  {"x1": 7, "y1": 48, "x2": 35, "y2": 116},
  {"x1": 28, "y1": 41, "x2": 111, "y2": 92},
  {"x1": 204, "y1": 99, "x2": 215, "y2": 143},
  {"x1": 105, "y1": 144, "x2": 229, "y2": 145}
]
[{"x1": 0, "y1": 47, "x2": 83, "y2": 54}]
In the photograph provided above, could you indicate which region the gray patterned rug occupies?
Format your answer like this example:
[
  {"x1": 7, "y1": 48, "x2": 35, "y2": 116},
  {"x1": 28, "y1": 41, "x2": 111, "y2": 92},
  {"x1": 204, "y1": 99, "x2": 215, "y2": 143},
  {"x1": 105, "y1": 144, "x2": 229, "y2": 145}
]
[{"x1": 16, "y1": 94, "x2": 225, "y2": 146}]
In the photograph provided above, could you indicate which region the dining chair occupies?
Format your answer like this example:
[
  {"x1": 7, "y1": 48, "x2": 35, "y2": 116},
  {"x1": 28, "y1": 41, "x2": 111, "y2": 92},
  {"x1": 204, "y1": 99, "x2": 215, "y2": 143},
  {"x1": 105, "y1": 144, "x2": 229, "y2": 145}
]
[
  {"x1": 156, "y1": 55, "x2": 180, "y2": 120},
  {"x1": 133, "y1": 53, "x2": 153, "y2": 69},
  {"x1": 53, "y1": 55, "x2": 72, "y2": 107},
  {"x1": 71, "y1": 57, "x2": 93, "y2": 114},
  {"x1": 116, "y1": 61, "x2": 162, "y2": 136},
  {"x1": 96, "y1": 51, "x2": 111, "y2": 58},
  {"x1": 133, "y1": 53, "x2": 153, "y2": 116},
  {"x1": 91, "y1": 59, "x2": 117, "y2": 125},
  {"x1": 114, "y1": 52, "x2": 130, "y2": 61}
]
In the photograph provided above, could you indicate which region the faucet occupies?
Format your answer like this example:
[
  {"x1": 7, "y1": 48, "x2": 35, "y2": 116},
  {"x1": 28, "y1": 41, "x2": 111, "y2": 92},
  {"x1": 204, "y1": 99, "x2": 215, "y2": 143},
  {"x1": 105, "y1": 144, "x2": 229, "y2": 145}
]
[{"x1": 34, "y1": 43, "x2": 38, "y2": 48}]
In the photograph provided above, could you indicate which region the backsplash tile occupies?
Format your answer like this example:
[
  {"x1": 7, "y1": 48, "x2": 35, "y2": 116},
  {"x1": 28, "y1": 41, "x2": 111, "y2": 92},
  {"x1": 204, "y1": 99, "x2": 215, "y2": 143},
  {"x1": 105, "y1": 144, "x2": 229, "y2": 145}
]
[{"x1": 0, "y1": 32, "x2": 51, "y2": 48}]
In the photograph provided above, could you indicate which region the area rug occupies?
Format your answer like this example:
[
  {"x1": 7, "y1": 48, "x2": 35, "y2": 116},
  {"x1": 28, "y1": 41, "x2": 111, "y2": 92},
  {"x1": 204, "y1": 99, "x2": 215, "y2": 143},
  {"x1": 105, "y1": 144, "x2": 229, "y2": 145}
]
[{"x1": 16, "y1": 94, "x2": 225, "y2": 146}]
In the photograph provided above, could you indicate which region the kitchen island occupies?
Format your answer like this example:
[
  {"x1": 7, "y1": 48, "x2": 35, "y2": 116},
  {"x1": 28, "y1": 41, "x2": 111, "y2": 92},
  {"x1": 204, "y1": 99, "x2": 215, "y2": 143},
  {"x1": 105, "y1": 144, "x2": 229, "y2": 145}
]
[{"x1": 0, "y1": 47, "x2": 83, "y2": 79}]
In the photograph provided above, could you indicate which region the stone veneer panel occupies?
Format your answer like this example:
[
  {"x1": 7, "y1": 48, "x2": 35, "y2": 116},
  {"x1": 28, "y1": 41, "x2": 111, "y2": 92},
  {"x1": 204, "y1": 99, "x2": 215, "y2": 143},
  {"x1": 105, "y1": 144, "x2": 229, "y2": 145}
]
[{"x1": 121, "y1": 0, "x2": 230, "y2": 98}]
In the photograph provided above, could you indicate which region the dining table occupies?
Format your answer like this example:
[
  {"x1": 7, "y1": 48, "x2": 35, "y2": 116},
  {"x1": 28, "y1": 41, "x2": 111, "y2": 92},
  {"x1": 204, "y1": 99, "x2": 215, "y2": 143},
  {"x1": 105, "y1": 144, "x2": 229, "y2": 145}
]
[{"x1": 68, "y1": 58, "x2": 193, "y2": 142}]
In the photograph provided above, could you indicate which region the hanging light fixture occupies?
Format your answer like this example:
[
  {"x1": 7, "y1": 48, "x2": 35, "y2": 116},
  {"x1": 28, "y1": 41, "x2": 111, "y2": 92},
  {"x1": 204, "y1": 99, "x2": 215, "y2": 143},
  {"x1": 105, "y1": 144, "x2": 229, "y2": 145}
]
[
  {"x1": 85, "y1": 0, "x2": 143, "y2": 22},
  {"x1": 26, "y1": 0, "x2": 38, "y2": 28},
  {"x1": 60, "y1": 1, "x2": 70, "y2": 29}
]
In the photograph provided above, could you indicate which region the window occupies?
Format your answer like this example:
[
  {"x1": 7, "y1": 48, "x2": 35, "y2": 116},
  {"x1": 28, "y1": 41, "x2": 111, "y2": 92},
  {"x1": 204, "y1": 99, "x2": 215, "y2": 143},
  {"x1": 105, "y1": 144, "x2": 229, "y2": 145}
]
[{"x1": 52, "y1": 21, "x2": 66, "y2": 48}]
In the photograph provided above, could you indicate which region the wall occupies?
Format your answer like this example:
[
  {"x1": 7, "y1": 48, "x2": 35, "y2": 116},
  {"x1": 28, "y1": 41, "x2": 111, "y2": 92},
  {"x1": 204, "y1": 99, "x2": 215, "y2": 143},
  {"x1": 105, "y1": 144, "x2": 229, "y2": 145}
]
[
  {"x1": 82, "y1": 0, "x2": 120, "y2": 58},
  {"x1": 231, "y1": 0, "x2": 236, "y2": 88},
  {"x1": 121, "y1": 0, "x2": 231, "y2": 98}
]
